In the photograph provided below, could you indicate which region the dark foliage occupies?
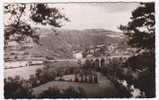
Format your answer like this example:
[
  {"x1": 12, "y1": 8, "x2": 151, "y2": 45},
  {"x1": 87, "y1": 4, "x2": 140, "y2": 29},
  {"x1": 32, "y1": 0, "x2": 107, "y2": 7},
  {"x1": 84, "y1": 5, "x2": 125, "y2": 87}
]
[
  {"x1": 4, "y1": 76, "x2": 33, "y2": 99},
  {"x1": 30, "y1": 4, "x2": 69, "y2": 26},
  {"x1": 119, "y1": 3, "x2": 155, "y2": 51},
  {"x1": 119, "y1": 2, "x2": 155, "y2": 97},
  {"x1": 38, "y1": 86, "x2": 86, "y2": 98},
  {"x1": 4, "y1": 4, "x2": 69, "y2": 45},
  {"x1": 62, "y1": 86, "x2": 86, "y2": 98},
  {"x1": 39, "y1": 87, "x2": 61, "y2": 98}
]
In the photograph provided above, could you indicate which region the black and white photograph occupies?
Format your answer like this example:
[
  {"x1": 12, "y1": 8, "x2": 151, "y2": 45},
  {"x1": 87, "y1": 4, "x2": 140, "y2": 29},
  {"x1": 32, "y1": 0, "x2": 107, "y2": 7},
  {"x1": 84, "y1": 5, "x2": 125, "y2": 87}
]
[{"x1": 4, "y1": 2, "x2": 155, "y2": 98}]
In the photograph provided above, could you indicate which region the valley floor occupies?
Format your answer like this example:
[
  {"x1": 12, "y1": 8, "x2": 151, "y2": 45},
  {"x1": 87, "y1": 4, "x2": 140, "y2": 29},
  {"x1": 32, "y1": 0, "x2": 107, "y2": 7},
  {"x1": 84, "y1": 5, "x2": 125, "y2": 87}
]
[{"x1": 32, "y1": 72, "x2": 118, "y2": 97}]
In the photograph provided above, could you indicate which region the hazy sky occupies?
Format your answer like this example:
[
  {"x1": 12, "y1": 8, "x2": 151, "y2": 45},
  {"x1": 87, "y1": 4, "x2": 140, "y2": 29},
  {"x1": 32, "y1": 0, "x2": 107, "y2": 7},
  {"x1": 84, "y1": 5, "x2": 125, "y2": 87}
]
[
  {"x1": 52, "y1": 3, "x2": 140, "y2": 31},
  {"x1": 5, "y1": 3, "x2": 140, "y2": 32}
]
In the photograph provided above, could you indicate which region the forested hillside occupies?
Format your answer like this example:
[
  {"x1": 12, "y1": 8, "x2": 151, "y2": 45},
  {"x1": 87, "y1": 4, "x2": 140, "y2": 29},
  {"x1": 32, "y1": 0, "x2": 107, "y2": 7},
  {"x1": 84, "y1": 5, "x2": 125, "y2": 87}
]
[{"x1": 29, "y1": 28, "x2": 126, "y2": 59}]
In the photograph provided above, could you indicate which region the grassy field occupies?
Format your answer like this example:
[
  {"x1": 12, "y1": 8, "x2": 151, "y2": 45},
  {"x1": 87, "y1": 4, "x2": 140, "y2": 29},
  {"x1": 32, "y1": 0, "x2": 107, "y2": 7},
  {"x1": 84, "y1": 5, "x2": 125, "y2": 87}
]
[
  {"x1": 4, "y1": 60, "x2": 119, "y2": 97},
  {"x1": 4, "y1": 65, "x2": 44, "y2": 79},
  {"x1": 4, "y1": 60, "x2": 80, "y2": 79},
  {"x1": 32, "y1": 72, "x2": 118, "y2": 97}
]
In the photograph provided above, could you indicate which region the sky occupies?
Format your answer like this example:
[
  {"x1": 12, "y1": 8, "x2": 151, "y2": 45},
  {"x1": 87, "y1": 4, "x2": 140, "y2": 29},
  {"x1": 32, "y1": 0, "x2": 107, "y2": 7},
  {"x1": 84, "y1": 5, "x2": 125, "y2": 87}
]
[
  {"x1": 51, "y1": 3, "x2": 140, "y2": 32},
  {"x1": 4, "y1": 3, "x2": 140, "y2": 32}
]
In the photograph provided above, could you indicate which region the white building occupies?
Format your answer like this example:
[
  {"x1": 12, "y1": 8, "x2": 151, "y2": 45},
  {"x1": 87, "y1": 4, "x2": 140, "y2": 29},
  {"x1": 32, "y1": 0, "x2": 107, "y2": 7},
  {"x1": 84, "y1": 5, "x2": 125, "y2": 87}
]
[{"x1": 73, "y1": 51, "x2": 83, "y2": 60}]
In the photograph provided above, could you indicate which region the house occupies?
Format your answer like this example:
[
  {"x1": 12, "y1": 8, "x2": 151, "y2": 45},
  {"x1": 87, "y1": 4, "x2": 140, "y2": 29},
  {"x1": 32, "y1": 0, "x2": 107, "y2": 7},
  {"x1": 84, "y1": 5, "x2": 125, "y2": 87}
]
[{"x1": 73, "y1": 51, "x2": 83, "y2": 60}]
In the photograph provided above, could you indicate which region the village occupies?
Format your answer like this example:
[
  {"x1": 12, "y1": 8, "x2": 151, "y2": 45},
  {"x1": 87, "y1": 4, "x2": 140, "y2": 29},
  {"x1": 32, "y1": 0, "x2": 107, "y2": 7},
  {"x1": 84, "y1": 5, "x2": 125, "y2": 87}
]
[{"x1": 4, "y1": 40, "x2": 131, "y2": 78}]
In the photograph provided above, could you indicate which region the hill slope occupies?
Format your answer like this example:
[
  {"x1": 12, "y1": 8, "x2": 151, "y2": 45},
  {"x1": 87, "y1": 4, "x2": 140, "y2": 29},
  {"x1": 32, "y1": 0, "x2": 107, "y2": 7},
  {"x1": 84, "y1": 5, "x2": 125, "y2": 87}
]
[{"x1": 29, "y1": 28, "x2": 125, "y2": 59}]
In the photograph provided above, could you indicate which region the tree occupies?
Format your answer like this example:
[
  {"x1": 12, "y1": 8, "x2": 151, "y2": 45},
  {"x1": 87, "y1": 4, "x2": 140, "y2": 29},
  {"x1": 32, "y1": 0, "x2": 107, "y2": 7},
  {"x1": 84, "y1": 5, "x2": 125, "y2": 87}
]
[
  {"x1": 4, "y1": 76, "x2": 33, "y2": 98},
  {"x1": 84, "y1": 59, "x2": 91, "y2": 68},
  {"x1": 35, "y1": 68, "x2": 42, "y2": 79},
  {"x1": 62, "y1": 86, "x2": 85, "y2": 98},
  {"x1": 4, "y1": 3, "x2": 69, "y2": 45},
  {"x1": 39, "y1": 87, "x2": 61, "y2": 98},
  {"x1": 119, "y1": 3, "x2": 155, "y2": 97},
  {"x1": 119, "y1": 3, "x2": 155, "y2": 52}
]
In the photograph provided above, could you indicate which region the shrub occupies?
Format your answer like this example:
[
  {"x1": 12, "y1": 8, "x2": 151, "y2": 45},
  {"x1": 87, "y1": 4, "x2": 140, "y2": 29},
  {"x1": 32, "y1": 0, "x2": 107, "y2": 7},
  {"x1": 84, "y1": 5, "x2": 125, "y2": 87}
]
[
  {"x1": 62, "y1": 86, "x2": 84, "y2": 98},
  {"x1": 38, "y1": 86, "x2": 86, "y2": 98},
  {"x1": 39, "y1": 86, "x2": 61, "y2": 98},
  {"x1": 4, "y1": 76, "x2": 33, "y2": 99}
]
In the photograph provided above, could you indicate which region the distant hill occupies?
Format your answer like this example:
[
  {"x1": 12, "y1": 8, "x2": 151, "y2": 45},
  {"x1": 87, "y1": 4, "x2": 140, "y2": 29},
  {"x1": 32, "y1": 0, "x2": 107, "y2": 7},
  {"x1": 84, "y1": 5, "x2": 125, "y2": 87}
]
[{"x1": 28, "y1": 28, "x2": 126, "y2": 59}]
